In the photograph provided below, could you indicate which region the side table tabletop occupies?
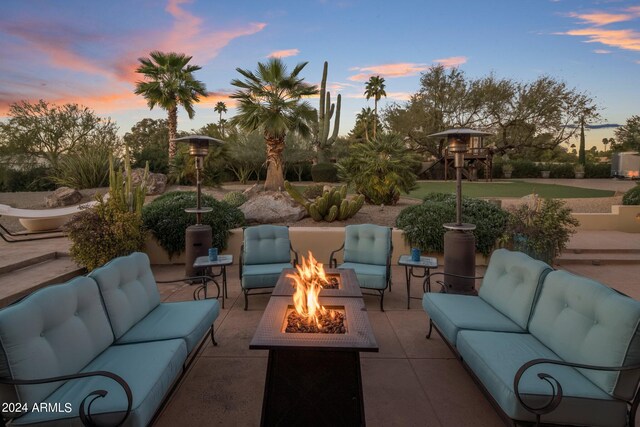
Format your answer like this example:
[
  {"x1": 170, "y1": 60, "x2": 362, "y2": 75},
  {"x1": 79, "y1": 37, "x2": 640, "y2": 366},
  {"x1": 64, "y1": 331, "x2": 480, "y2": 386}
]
[
  {"x1": 193, "y1": 254, "x2": 233, "y2": 309},
  {"x1": 398, "y1": 255, "x2": 438, "y2": 309}
]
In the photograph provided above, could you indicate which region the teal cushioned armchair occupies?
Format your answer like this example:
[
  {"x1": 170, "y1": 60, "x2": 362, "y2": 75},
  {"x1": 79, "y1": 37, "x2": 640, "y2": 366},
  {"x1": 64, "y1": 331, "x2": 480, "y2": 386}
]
[
  {"x1": 240, "y1": 225, "x2": 298, "y2": 310},
  {"x1": 330, "y1": 224, "x2": 392, "y2": 311}
]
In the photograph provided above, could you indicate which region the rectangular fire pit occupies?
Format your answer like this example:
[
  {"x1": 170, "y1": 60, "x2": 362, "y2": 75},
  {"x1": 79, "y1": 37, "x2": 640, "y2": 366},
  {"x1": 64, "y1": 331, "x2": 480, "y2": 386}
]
[
  {"x1": 250, "y1": 296, "x2": 378, "y2": 426},
  {"x1": 272, "y1": 267, "x2": 361, "y2": 298}
]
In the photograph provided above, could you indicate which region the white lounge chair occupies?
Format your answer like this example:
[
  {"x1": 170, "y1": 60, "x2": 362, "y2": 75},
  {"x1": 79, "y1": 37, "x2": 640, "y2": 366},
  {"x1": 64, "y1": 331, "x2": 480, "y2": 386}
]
[{"x1": 0, "y1": 201, "x2": 98, "y2": 242}]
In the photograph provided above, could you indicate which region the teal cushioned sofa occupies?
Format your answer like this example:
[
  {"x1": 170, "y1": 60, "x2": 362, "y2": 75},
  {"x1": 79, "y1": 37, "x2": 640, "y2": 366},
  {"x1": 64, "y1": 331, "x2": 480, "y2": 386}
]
[
  {"x1": 423, "y1": 249, "x2": 640, "y2": 426},
  {"x1": 0, "y1": 252, "x2": 219, "y2": 426}
]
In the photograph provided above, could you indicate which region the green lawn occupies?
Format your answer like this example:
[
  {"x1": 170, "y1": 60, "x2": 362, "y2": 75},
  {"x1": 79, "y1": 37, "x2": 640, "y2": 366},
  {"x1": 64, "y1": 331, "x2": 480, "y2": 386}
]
[{"x1": 408, "y1": 181, "x2": 614, "y2": 199}]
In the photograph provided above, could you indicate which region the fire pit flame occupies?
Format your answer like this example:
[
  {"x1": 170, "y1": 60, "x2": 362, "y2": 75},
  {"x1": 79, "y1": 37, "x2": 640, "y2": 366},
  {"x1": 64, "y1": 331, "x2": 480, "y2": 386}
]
[{"x1": 287, "y1": 252, "x2": 339, "y2": 330}]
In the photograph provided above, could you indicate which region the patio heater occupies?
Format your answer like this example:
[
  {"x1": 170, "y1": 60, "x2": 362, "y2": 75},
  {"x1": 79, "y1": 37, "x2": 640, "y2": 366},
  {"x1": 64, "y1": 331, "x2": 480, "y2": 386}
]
[
  {"x1": 429, "y1": 129, "x2": 492, "y2": 295},
  {"x1": 172, "y1": 135, "x2": 224, "y2": 277}
]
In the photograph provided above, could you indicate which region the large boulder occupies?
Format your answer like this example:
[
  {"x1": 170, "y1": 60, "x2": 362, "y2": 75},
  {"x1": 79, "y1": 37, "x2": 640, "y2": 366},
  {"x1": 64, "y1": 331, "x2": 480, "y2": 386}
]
[
  {"x1": 129, "y1": 169, "x2": 167, "y2": 195},
  {"x1": 46, "y1": 187, "x2": 82, "y2": 207},
  {"x1": 240, "y1": 191, "x2": 307, "y2": 224}
]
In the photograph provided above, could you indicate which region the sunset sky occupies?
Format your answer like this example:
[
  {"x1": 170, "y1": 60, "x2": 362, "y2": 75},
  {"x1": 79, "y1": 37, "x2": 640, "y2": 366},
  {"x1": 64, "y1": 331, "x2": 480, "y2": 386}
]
[{"x1": 1, "y1": 0, "x2": 639, "y2": 148}]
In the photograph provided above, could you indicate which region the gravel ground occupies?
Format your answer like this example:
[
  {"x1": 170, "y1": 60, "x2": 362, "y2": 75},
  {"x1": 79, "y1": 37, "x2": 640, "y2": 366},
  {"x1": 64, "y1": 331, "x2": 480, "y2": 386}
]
[{"x1": 0, "y1": 180, "x2": 629, "y2": 233}]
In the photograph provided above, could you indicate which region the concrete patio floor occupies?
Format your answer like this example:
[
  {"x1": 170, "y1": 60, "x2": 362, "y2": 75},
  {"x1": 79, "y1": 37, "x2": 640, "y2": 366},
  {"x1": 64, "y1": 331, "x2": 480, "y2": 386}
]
[{"x1": 151, "y1": 260, "x2": 640, "y2": 427}]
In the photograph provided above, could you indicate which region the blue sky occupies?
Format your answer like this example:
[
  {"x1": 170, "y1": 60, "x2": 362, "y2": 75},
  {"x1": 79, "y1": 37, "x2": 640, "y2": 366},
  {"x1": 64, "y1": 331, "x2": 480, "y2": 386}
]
[{"x1": 1, "y1": 0, "x2": 639, "y2": 148}]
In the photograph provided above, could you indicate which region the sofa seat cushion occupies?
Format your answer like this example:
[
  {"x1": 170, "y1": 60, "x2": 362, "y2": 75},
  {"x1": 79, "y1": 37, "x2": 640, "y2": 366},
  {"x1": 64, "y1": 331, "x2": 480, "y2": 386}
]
[
  {"x1": 338, "y1": 263, "x2": 387, "y2": 289},
  {"x1": 478, "y1": 249, "x2": 551, "y2": 330},
  {"x1": 89, "y1": 252, "x2": 161, "y2": 340},
  {"x1": 115, "y1": 300, "x2": 219, "y2": 353},
  {"x1": 242, "y1": 263, "x2": 293, "y2": 289},
  {"x1": 423, "y1": 293, "x2": 525, "y2": 345},
  {"x1": 457, "y1": 330, "x2": 627, "y2": 427},
  {"x1": 12, "y1": 339, "x2": 187, "y2": 427},
  {"x1": 530, "y1": 271, "x2": 640, "y2": 400}
]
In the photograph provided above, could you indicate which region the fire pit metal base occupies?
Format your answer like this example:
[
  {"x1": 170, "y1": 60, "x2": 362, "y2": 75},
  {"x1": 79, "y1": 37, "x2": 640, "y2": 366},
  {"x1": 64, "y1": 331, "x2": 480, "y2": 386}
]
[{"x1": 261, "y1": 348, "x2": 364, "y2": 426}]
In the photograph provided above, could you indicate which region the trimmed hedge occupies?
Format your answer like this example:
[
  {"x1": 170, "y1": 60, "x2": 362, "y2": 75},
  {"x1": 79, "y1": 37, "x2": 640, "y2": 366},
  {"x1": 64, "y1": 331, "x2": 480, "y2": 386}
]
[
  {"x1": 549, "y1": 163, "x2": 575, "y2": 179},
  {"x1": 142, "y1": 191, "x2": 245, "y2": 258},
  {"x1": 311, "y1": 163, "x2": 339, "y2": 182},
  {"x1": 396, "y1": 193, "x2": 509, "y2": 256},
  {"x1": 585, "y1": 163, "x2": 611, "y2": 178},
  {"x1": 511, "y1": 160, "x2": 541, "y2": 178}
]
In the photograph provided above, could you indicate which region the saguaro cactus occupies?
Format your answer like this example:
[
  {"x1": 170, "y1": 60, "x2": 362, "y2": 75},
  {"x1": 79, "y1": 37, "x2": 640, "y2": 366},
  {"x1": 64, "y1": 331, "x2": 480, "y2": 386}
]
[{"x1": 315, "y1": 61, "x2": 341, "y2": 164}]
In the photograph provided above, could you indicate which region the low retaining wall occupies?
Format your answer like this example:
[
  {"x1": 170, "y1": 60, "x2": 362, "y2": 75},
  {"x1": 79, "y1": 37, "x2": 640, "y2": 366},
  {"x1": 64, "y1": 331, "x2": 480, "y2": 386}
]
[
  {"x1": 573, "y1": 205, "x2": 640, "y2": 232},
  {"x1": 145, "y1": 227, "x2": 489, "y2": 266}
]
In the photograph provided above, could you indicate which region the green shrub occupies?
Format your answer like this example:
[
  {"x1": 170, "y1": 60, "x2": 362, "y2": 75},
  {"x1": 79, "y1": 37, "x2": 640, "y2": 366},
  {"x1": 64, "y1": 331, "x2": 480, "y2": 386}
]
[
  {"x1": 0, "y1": 166, "x2": 56, "y2": 192},
  {"x1": 502, "y1": 197, "x2": 579, "y2": 263},
  {"x1": 66, "y1": 198, "x2": 145, "y2": 271},
  {"x1": 396, "y1": 193, "x2": 509, "y2": 256},
  {"x1": 549, "y1": 163, "x2": 574, "y2": 179},
  {"x1": 66, "y1": 151, "x2": 146, "y2": 270},
  {"x1": 303, "y1": 184, "x2": 325, "y2": 199},
  {"x1": 337, "y1": 134, "x2": 419, "y2": 205},
  {"x1": 142, "y1": 191, "x2": 245, "y2": 258},
  {"x1": 585, "y1": 163, "x2": 611, "y2": 178},
  {"x1": 510, "y1": 160, "x2": 540, "y2": 178},
  {"x1": 311, "y1": 163, "x2": 339, "y2": 182},
  {"x1": 623, "y1": 186, "x2": 640, "y2": 205},
  {"x1": 222, "y1": 191, "x2": 247, "y2": 208},
  {"x1": 51, "y1": 145, "x2": 113, "y2": 189}
]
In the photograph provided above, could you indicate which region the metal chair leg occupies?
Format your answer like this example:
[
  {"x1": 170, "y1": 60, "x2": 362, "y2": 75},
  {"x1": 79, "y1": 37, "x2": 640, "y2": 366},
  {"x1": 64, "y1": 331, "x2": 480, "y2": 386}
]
[
  {"x1": 244, "y1": 289, "x2": 249, "y2": 311},
  {"x1": 426, "y1": 319, "x2": 433, "y2": 339},
  {"x1": 379, "y1": 290, "x2": 385, "y2": 312},
  {"x1": 210, "y1": 325, "x2": 218, "y2": 346}
]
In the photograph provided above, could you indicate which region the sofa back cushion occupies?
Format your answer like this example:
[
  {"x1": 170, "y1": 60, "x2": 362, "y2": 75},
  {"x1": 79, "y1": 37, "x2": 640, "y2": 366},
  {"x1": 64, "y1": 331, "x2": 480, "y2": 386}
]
[
  {"x1": 529, "y1": 270, "x2": 640, "y2": 400},
  {"x1": 243, "y1": 225, "x2": 291, "y2": 265},
  {"x1": 478, "y1": 249, "x2": 551, "y2": 329},
  {"x1": 0, "y1": 277, "x2": 113, "y2": 406},
  {"x1": 89, "y1": 252, "x2": 160, "y2": 339},
  {"x1": 344, "y1": 224, "x2": 391, "y2": 266}
]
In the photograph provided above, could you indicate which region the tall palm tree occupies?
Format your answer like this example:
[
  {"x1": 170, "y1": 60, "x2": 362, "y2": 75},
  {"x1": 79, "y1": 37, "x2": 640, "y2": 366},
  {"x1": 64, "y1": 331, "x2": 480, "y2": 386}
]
[
  {"x1": 214, "y1": 101, "x2": 227, "y2": 137},
  {"x1": 230, "y1": 58, "x2": 317, "y2": 191},
  {"x1": 134, "y1": 51, "x2": 208, "y2": 158},
  {"x1": 364, "y1": 75, "x2": 387, "y2": 139}
]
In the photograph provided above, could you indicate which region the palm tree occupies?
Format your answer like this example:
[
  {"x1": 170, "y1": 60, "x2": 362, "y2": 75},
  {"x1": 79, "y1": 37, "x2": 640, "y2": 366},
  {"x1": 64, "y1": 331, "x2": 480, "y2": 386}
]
[
  {"x1": 134, "y1": 51, "x2": 208, "y2": 158},
  {"x1": 230, "y1": 58, "x2": 317, "y2": 191},
  {"x1": 355, "y1": 107, "x2": 374, "y2": 141},
  {"x1": 214, "y1": 101, "x2": 227, "y2": 137},
  {"x1": 364, "y1": 75, "x2": 387, "y2": 139}
]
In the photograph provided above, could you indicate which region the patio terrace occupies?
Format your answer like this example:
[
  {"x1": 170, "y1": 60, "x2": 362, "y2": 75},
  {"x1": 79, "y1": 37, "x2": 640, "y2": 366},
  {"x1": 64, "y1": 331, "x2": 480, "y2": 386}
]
[{"x1": 1, "y1": 231, "x2": 638, "y2": 426}]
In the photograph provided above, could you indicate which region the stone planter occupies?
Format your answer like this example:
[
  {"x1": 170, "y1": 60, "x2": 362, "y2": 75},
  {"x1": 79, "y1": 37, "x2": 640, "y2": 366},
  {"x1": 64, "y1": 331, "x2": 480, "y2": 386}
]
[
  {"x1": 503, "y1": 171, "x2": 512, "y2": 179},
  {"x1": 574, "y1": 171, "x2": 585, "y2": 179},
  {"x1": 540, "y1": 170, "x2": 551, "y2": 179}
]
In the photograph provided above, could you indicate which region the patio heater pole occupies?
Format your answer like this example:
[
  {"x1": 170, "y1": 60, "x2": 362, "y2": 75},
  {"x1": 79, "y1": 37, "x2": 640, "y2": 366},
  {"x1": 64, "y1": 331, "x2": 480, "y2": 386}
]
[
  {"x1": 428, "y1": 129, "x2": 492, "y2": 295},
  {"x1": 172, "y1": 135, "x2": 223, "y2": 277}
]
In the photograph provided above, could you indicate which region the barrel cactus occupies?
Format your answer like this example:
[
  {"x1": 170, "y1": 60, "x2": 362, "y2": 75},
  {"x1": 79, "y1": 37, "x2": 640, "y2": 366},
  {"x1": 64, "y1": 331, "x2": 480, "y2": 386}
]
[
  {"x1": 284, "y1": 181, "x2": 364, "y2": 222},
  {"x1": 222, "y1": 191, "x2": 248, "y2": 208}
]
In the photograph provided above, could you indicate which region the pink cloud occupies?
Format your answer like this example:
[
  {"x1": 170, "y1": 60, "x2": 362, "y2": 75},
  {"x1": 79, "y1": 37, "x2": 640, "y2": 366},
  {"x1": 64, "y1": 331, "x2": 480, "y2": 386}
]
[
  {"x1": 348, "y1": 63, "x2": 430, "y2": 81},
  {"x1": 267, "y1": 49, "x2": 300, "y2": 58},
  {"x1": 434, "y1": 56, "x2": 468, "y2": 68},
  {"x1": 567, "y1": 11, "x2": 632, "y2": 26},
  {"x1": 562, "y1": 27, "x2": 640, "y2": 51}
]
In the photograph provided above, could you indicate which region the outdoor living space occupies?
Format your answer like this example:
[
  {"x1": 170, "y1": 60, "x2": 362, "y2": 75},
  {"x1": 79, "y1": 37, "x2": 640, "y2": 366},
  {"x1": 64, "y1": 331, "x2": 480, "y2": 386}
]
[{"x1": 1, "y1": 228, "x2": 639, "y2": 426}]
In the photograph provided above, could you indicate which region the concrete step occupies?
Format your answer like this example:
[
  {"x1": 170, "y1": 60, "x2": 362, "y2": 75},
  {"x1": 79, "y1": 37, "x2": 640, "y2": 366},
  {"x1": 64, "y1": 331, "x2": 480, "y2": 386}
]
[
  {"x1": 556, "y1": 252, "x2": 640, "y2": 266},
  {"x1": 0, "y1": 253, "x2": 85, "y2": 307},
  {"x1": 564, "y1": 248, "x2": 640, "y2": 254}
]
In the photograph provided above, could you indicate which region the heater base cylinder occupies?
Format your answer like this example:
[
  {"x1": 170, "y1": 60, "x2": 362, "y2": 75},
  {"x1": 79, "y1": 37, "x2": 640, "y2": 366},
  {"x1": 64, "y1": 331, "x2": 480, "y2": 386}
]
[
  {"x1": 443, "y1": 230, "x2": 477, "y2": 295},
  {"x1": 185, "y1": 224, "x2": 212, "y2": 277}
]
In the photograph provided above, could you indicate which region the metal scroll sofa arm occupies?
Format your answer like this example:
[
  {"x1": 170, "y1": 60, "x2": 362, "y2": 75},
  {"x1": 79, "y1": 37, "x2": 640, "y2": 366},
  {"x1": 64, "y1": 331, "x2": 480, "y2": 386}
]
[
  {"x1": 514, "y1": 358, "x2": 640, "y2": 426},
  {"x1": 329, "y1": 244, "x2": 345, "y2": 268},
  {"x1": 0, "y1": 370, "x2": 132, "y2": 427}
]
